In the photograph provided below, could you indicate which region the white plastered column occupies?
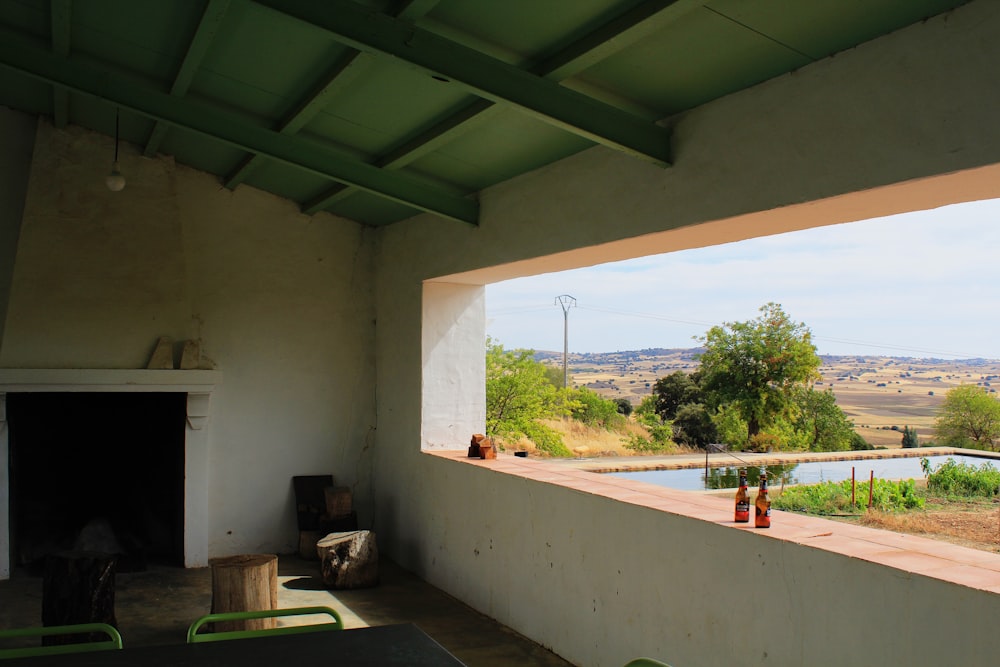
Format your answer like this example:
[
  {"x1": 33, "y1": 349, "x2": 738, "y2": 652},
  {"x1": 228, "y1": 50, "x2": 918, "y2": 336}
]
[{"x1": 421, "y1": 282, "x2": 486, "y2": 450}]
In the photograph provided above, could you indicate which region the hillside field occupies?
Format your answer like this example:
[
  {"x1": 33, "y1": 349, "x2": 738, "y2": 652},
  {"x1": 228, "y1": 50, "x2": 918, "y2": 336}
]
[{"x1": 537, "y1": 349, "x2": 1000, "y2": 448}]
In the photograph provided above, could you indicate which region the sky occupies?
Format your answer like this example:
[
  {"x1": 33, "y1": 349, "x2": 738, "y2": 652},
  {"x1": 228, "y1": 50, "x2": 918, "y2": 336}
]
[{"x1": 485, "y1": 198, "x2": 1000, "y2": 359}]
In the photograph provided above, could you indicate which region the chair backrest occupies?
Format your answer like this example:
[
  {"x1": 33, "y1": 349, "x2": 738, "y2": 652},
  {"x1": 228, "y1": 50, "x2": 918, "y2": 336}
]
[
  {"x1": 624, "y1": 658, "x2": 673, "y2": 667},
  {"x1": 187, "y1": 606, "x2": 343, "y2": 643},
  {"x1": 0, "y1": 623, "x2": 123, "y2": 659}
]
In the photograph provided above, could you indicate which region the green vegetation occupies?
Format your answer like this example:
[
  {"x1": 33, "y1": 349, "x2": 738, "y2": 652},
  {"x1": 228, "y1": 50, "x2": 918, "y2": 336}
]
[
  {"x1": 772, "y1": 478, "x2": 924, "y2": 514},
  {"x1": 775, "y1": 457, "x2": 998, "y2": 519},
  {"x1": 933, "y1": 384, "x2": 1000, "y2": 451},
  {"x1": 901, "y1": 425, "x2": 919, "y2": 448},
  {"x1": 698, "y1": 302, "x2": 821, "y2": 443},
  {"x1": 921, "y1": 457, "x2": 1000, "y2": 498},
  {"x1": 485, "y1": 338, "x2": 630, "y2": 457},
  {"x1": 647, "y1": 304, "x2": 862, "y2": 453},
  {"x1": 623, "y1": 395, "x2": 675, "y2": 453}
]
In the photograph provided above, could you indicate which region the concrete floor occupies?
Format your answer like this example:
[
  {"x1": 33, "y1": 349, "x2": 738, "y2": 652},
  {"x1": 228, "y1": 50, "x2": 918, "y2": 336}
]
[{"x1": 0, "y1": 555, "x2": 574, "y2": 667}]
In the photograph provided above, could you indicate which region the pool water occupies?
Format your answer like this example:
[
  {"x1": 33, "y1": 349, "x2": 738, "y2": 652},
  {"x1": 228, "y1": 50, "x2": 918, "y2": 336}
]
[{"x1": 608, "y1": 454, "x2": 998, "y2": 491}]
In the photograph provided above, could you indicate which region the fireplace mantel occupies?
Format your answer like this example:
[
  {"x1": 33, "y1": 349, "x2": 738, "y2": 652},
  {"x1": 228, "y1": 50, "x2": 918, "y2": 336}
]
[
  {"x1": 0, "y1": 368, "x2": 221, "y2": 577},
  {"x1": 0, "y1": 368, "x2": 222, "y2": 393}
]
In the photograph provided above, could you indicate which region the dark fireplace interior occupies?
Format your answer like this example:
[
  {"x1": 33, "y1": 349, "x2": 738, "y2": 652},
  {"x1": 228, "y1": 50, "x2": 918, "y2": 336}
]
[{"x1": 7, "y1": 392, "x2": 186, "y2": 572}]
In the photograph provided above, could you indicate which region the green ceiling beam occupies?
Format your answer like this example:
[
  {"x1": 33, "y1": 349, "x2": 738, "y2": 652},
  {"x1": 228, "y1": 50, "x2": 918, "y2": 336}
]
[
  {"x1": 223, "y1": 0, "x2": 440, "y2": 190},
  {"x1": 49, "y1": 0, "x2": 72, "y2": 128},
  {"x1": 302, "y1": 99, "x2": 499, "y2": 214},
  {"x1": 222, "y1": 50, "x2": 373, "y2": 189},
  {"x1": 0, "y1": 28, "x2": 478, "y2": 226},
  {"x1": 536, "y1": 0, "x2": 703, "y2": 81},
  {"x1": 302, "y1": 0, "x2": 687, "y2": 215},
  {"x1": 144, "y1": 0, "x2": 234, "y2": 157},
  {"x1": 256, "y1": 0, "x2": 671, "y2": 166}
]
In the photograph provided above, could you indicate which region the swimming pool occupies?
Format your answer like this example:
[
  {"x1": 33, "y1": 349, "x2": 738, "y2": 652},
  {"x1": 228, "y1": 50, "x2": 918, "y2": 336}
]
[{"x1": 607, "y1": 454, "x2": 998, "y2": 491}]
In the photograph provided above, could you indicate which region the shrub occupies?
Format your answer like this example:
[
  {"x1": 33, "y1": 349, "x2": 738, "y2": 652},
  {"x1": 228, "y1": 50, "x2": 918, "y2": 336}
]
[
  {"x1": 521, "y1": 421, "x2": 573, "y2": 457},
  {"x1": 901, "y1": 426, "x2": 919, "y2": 448},
  {"x1": 921, "y1": 457, "x2": 1000, "y2": 497},
  {"x1": 569, "y1": 387, "x2": 625, "y2": 429},
  {"x1": 849, "y1": 432, "x2": 873, "y2": 450},
  {"x1": 746, "y1": 432, "x2": 781, "y2": 453},
  {"x1": 773, "y1": 478, "x2": 924, "y2": 514}
]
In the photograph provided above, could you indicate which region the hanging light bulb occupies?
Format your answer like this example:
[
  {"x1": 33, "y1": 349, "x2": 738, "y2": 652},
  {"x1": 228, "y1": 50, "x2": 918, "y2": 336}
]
[{"x1": 105, "y1": 108, "x2": 126, "y2": 192}]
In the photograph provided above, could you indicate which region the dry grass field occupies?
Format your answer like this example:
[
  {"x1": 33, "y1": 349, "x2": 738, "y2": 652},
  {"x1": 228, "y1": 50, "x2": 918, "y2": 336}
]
[{"x1": 543, "y1": 350, "x2": 1000, "y2": 450}]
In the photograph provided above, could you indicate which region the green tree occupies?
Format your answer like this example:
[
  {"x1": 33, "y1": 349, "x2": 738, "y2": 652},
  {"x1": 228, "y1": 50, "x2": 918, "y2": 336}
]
[
  {"x1": 624, "y1": 395, "x2": 675, "y2": 452},
  {"x1": 652, "y1": 371, "x2": 700, "y2": 421},
  {"x1": 934, "y1": 385, "x2": 1000, "y2": 451},
  {"x1": 697, "y1": 303, "x2": 821, "y2": 445},
  {"x1": 901, "y1": 425, "x2": 919, "y2": 448},
  {"x1": 568, "y1": 387, "x2": 624, "y2": 429},
  {"x1": 672, "y1": 403, "x2": 717, "y2": 448},
  {"x1": 485, "y1": 339, "x2": 570, "y2": 455},
  {"x1": 794, "y1": 387, "x2": 856, "y2": 452},
  {"x1": 613, "y1": 397, "x2": 633, "y2": 417}
]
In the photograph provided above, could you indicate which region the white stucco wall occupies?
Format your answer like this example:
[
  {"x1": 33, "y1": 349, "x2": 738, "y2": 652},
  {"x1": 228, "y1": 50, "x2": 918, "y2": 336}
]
[
  {"x1": 377, "y1": 3, "x2": 1000, "y2": 666},
  {"x1": 0, "y1": 121, "x2": 376, "y2": 560}
]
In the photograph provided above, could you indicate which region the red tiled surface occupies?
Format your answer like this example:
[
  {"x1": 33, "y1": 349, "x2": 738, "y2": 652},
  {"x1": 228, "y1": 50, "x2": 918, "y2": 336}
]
[{"x1": 427, "y1": 449, "x2": 1000, "y2": 594}]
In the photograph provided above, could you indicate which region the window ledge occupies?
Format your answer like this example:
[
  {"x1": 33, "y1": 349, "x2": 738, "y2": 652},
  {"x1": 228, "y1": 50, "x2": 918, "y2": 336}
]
[{"x1": 424, "y1": 449, "x2": 1000, "y2": 594}]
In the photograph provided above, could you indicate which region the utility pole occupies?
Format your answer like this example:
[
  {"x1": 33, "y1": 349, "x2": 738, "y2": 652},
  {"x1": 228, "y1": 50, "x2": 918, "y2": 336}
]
[{"x1": 555, "y1": 295, "x2": 576, "y2": 388}]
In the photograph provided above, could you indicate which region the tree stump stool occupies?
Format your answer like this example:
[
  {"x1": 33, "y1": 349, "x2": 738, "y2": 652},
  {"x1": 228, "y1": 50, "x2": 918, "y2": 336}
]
[
  {"x1": 317, "y1": 531, "x2": 378, "y2": 589},
  {"x1": 209, "y1": 554, "x2": 278, "y2": 632},
  {"x1": 42, "y1": 551, "x2": 117, "y2": 646}
]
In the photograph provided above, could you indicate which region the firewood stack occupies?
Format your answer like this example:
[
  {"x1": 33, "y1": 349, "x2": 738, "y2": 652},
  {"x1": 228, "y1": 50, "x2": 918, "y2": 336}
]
[
  {"x1": 293, "y1": 475, "x2": 358, "y2": 560},
  {"x1": 468, "y1": 433, "x2": 496, "y2": 459}
]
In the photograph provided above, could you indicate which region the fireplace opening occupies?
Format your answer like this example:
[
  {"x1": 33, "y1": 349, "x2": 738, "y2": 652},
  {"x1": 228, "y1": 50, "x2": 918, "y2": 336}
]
[{"x1": 7, "y1": 392, "x2": 186, "y2": 572}]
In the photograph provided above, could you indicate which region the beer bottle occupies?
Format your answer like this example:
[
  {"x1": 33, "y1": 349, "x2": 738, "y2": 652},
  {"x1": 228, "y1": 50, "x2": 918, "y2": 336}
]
[
  {"x1": 755, "y1": 471, "x2": 771, "y2": 528},
  {"x1": 734, "y1": 468, "x2": 750, "y2": 523}
]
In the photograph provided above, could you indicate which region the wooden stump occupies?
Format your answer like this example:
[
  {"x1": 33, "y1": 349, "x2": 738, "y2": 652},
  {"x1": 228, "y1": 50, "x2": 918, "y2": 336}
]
[
  {"x1": 42, "y1": 551, "x2": 117, "y2": 645},
  {"x1": 209, "y1": 554, "x2": 278, "y2": 632},
  {"x1": 317, "y1": 531, "x2": 378, "y2": 589}
]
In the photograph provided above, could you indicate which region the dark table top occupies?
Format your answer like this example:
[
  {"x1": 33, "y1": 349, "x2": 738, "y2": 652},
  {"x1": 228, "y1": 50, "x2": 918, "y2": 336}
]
[{"x1": 7, "y1": 624, "x2": 467, "y2": 667}]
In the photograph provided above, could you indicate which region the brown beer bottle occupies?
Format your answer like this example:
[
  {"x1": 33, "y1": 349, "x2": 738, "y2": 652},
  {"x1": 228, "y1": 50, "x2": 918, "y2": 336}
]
[
  {"x1": 734, "y1": 469, "x2": 750, "y2": 522},
  {"x1": 755, "y1": 472, "x2": 771, "y2": 528}
]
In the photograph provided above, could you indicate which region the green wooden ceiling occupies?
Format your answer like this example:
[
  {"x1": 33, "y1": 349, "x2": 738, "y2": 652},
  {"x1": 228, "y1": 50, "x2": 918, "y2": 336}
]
[{"x1": 0, "y1": 0, "x2": 969, "y2": 227}]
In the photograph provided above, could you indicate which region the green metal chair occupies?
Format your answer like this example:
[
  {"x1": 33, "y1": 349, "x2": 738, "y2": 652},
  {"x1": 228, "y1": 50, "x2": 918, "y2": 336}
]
[
  {"x1": 0, "y1": 623, "x2": 123, "y2": 659},
  {"x1": 624, "y1": 658, "x2": 673, "y2": 667},
  {"x1": 186, "y1": 606, "x2": 343, "y2": 643}
]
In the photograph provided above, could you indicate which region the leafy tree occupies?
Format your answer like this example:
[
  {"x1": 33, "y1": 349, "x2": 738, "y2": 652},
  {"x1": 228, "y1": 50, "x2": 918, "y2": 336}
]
[
  {"x1": 793, "y1": 387, "x2": 855, "y2": 452},
  {"x1": 652, "y1": 371, "x2": 700, "y2": 421},
  {"x1": 486, "y1": 339, "x2": 570, "y2": 455},
  {"x1": 934, "y1": 385, "x2": 1000, "y2": 451},
  {"x1": 672, "y1": 403, "x2": 717, "y2": 448},
  {"x1": 614, "y1": 397, "x2": 633, "y2": 417},
  {"x1": 542, "y1": 363, "x2": 565, "y2": 389},
  {"x1": 624, "y1": 395, "x2": 675, "y2": 452},
  {"x1": 712, "y1": 404, "x2": 749, "y2": 450},
  {"x1": 568, "y1": 387, "x2": 624, "y2": 429},
  {"x1": 901, "y1": 425, "x2": 919, "y2": 449},
  {"x1": 849, "y1": 432, "x2": 873, "y2": 451},
  {"x1": 697, "y1": 303, "x2": 821, "y2": 445}
]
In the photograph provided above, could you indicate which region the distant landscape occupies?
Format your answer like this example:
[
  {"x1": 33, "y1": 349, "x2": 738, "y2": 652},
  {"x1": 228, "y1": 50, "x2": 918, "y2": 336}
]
[{"x1": 536, "y1": 349, "x2": 1000, "y2": 448}]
